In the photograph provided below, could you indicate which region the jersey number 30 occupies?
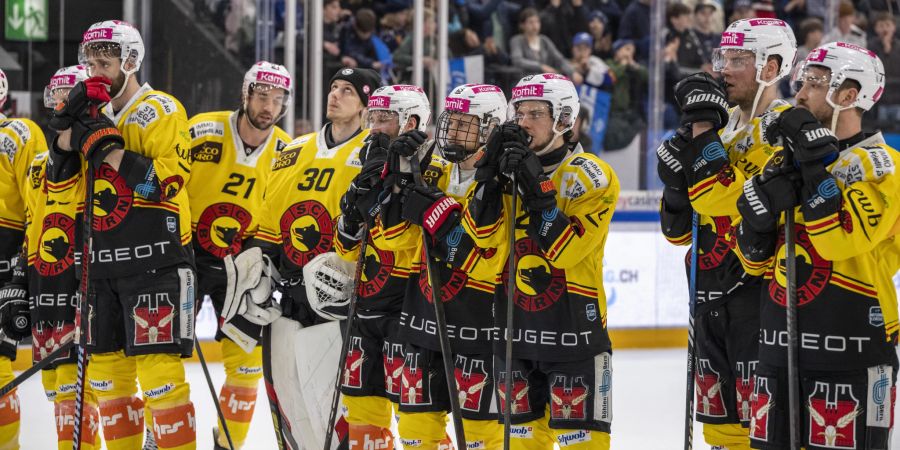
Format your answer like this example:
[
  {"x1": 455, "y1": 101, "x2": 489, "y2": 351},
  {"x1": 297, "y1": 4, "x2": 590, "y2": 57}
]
[{"x1": 296, "y1": 168, "x2": 335, "y2": 192}]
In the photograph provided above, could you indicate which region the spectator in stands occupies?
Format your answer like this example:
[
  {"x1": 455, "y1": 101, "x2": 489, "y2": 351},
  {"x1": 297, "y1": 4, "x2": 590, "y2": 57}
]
[
  {"x1": 393, "y1": 9, "x2": 436, "y2": 81},
  {"x1": 509, "y1": 7, "x2": 578, "y2": 81},
  {"x1": 588, "y1": 11, "x2": 614, "y2": 60},
  {"x1": 618, "y1": 0, "x2": 651, "y2": 61},
  {"x1": 587, "y1": 0, "x2": 623, "y2": 39},
  {"x1": 570, "y1": 32, "x2": 613, "y2": 88},
  {"x1": 448, "y1": 27, "x2": 518, "y2": 92},
  {"x1": 795, "y1": 17, "x2": 824, "y2": 64},
  {"x1": 339, "y1": 8, "x2": 382, "y2": 70},
  {"x1": 694, "y1": 0, "x2": 721, "y2": 63},
  {"x1": 378, "y1": 1, "x2": 411, "y2": 53},
  {"x1": 869, "y1": 13, "x2": 900, "y2": 116},
  {"x1": 728, "y1": 0, "x2": 755, "y2": 23},
  {"x1": 667, "y1": 2, "x2": 707, "y2": 73},
  {"x1": 540, "y1": 0, "x2": 591, "y2": 58},
  {"x1": 604, "y1": 38, "x2": 649, "y2": 150},
  {"x1": 822, "y1": 1, "x2": 866, "y2": 48}
]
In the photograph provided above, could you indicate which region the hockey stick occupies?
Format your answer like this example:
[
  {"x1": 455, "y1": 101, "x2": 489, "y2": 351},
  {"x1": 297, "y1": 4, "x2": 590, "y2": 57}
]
[
  {"x1": 194, "y1": 339, "x2": 235, "y2": 450},
  {"x1": 323, "y1": 224, "x2": 368, "y2": 450},
  {"x1": 262, "y1": 324, "x2": 300, "y2": 450},
  {"x1": 503, "y1": 175, "x2": 518, "y2": 450},
  {"x1": 0, "y1": 340, "x2": 75, "y2": 398},
  {"x1": 683, "y1": 212, "x2": 699, "y2": 450},
  {"x1": 782, "y1": 144, "x2": 801, "y2": 450},
  {"x1": 409, "y1": 151, "x2": 467, "y2": 448}
]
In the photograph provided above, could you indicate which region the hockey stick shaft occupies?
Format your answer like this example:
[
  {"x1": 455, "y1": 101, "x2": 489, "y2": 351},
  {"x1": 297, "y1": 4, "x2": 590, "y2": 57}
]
[
  {"x1": 72, "y1": 150, "x2": 96, "y2": 450},
  {"x1": 783, "y1": 146, "x2": 801, "y2": 450},
  {"x1": 0, "y1": 340, "x2": 75, "y2": 398},
  {"x1": 323, "y1": 224, "x2": 368, "y2": 450},
  {"x1": 410, "y1": 152, "x2": 467, "y2": 448},
  {"x1": 684, "y1": 212, "x2": 699, "y2": 450},
  {"x1": 503, "y1": 176, "x2": 518, "y2": 450},
  {"x1": 195, "y1": 339, "x2": 235, "y2": 450}
]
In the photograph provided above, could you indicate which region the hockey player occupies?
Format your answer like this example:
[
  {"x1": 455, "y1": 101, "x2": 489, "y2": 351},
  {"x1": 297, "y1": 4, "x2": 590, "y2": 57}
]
[
  {"x1": 734, "y1": 42, "x2": 897, "y2": 450},
  {"x1": 656, "y1": 18, "x2": 796, "y2": 450},
  {"x1": 220, "y1": 67, "x2": 381, "y2": 448},
  {"x1": 331, "y1": 84, "x2": 433, "y2": 449},
  {"x1": 186, "y1": 61, "x2": 292, "y2": 449},
  {"x1": 48, "y1": 20, "x2": 196, "y2": 450},
  {"x1": 461, "y1": 73, "x2": 619, "y2": 449},
  {"x1": 0, "y1": 67, "x2": 49, "y2": 449},
  {"x1": 378, "y1": 84, "x2": 508, "y2": 450}
]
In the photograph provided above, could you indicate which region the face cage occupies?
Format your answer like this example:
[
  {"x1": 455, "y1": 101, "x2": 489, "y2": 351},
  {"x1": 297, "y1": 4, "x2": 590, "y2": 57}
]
[
  {"x1": 436, "y1": 110, "x2": 487, "y2": 162},
  {"x1": 44, "y1": 86, "x2": 74, "y2": 109},
  {"x1": 245, "y1": 83, "x2": 291, "y2": 120}
]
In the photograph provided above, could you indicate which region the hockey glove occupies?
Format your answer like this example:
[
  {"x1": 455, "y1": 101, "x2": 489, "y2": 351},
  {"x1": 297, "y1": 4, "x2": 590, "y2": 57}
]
[
  {"x1": 772, "y1": 107, "x2": 839, "y2": 165},
  {"x1": 360, "y1": 132, "x2": 390, "y2": 166},
  {"x1": 674, "y1": 72, "x2": 730, "y2": 130},
  {"x1": 476, "y1": 123, "x2": 529, "y2": 182},
  {"x1": 500, "y1": 144, "x2": 558, "y2": 212},
  {"x1": 656, "y1": 127, "x2": 691, "y2": 191},
  {"x1": 71, "y1": 114, "x2": 125, "y2": 167},
  {"x1": 662, "y1": 185, "x2": 691, "y2": 212},
  {"x1": 402, "y1": 185, "x2": 462, "y2": 240},
  {"x1": 339, "y1": 189, "x2": 365, "y2": 236},
  {"x1": 389, "y1": 130, "x2": 427, "y2": 158},
  {"x1": 736, "y1": 166, "x2": 802, "y2": 232},
  {"x1": 49, "y1": 77, "x2": 113, "y2": 131},
  {"x1": 221, "y1": 247, "x2": 281, "y2": 352},
  {"x1": 0, "y1": 282, "x2": 30, "y2": 341}
]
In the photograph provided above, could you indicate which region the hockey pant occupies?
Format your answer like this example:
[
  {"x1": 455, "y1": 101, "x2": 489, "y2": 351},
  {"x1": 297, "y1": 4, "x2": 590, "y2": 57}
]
[
  {"x1": 41, "y1": 364, "x2": 100, "y2": 450},
  {"x1": 89, "y1": 351, "x2": 196, "y2": 450},
  {"x1": 215, "y1": 339, "x2": 262, "y2": 449},
  {"x1": 342, "y1": 395, "x2": 397, "y2": 450},
  {"x1": 695, "y1": 288, "x2": 760, "y2": 450},
  {"x1": 0, "y1": 356, "x2": 18, "y2": 450}
]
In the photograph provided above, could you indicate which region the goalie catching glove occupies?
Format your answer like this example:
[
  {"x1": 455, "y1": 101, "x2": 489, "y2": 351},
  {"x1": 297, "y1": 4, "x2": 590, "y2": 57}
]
[
  {"x1": 221, "y1": 247, "x2": 282, "y2": 352},
  {"x1": 302, "y1": 252, "x2": 356, "y2": 322}
]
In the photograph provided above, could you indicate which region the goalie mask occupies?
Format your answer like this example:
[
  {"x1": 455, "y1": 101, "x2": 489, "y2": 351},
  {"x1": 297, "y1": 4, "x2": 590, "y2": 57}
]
[
  {"x1": 365, "y1": 84, "x2": 431, "y2": 138},
  {"x1": 302, "y1": 252, "x2": 357, "y2": 322},
  {"x1": 242, "y1": 61, "x2": 293, "y2": 127},
  {"x1": 44, "y1": 65, "x2": 89, "y2": 109},
  {"x1": 436, "y1": 84, "x2": 507, "y2": 162},
  {"x1": 79, "y1": 20, "x2": 145, "y2": 100}
]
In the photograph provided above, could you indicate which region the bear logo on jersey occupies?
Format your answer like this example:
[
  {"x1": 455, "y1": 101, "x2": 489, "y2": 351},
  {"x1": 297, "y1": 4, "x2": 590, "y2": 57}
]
[
  {"x1": 280, "y1": 200, "x2": 334, "y2": 267},
  {"x1": 36, "y1": 213, "x2": 76, "y2": 276},
  {"x1": 505, "y1": 238, "x2": 565, "y2": 312},
  {"x1": 196, "y1": 203, "x2": 253, "y2": 258},
  {"x1": 685, "y1": 216, "x2": 735, "y2": 272},
  {"x1": 92, "y1": 165, "x2": 133, "y2": 232},
  {"x1": 807, "y1": 382, "x2": 861, "y2": 449},
  {"x1": 358, "y1": 238, "x2": 395, "y2": 298},
  {"x1": 29, "y1": 164, "x2": 42, "y2": 189},
  {"x1": 770, "y1": 225, "x2": 832, "y2": 307},
  {"x1": 455, "y1": 355, "x2": 489, "y2": 412},
  {"x1": 550, "y1": 375, "x2": 589, "y2": 420},
  {"x1": 418, "y1": 245, "x2": 467, "y2": 303}
]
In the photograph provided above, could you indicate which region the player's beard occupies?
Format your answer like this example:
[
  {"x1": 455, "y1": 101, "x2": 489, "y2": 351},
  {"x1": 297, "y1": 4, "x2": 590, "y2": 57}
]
[
  {"x1": 109, "y1": 71, "x2": 128, "y2": 99},
  {"x1": 247, "y1": 104, "x2": 276, "y2": 130}
]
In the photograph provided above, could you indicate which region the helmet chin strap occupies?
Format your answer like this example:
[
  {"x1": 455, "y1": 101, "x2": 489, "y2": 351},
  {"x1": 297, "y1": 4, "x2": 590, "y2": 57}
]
[
  {"x1": 111, "y1": 67, "x2": 135, "y2": 101},
  {"x1": 826, "y1": 94, "x2": 852, "y2": 135},
  {"x1": 748, "y1": 71, "x2": 779, "y2": 125},
  {"x1": 536, "y1": 116, "x2": 569, "y2": 156}
]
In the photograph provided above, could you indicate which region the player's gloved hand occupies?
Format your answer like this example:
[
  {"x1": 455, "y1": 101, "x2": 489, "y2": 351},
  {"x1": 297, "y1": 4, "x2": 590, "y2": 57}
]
[
  {"x1": 339, "y1": 188, "x2": 365, "y2": 236},
  {"x1": 736, "y1": 166, "x2": 802, "y2": 232},
  {"x1": 476, "y1": 123, "x2": 529, "y2": 182},
  {"x1": 674, "y1": 72, "x2": 729, "y2": 130},
  {"x1": 662, "y1": 186, "x2": 691, "y2": 212},
  {"x1": 360, "y1": 132, "x2": 390, "y2": 165},
  {"x1": 772, "y1": 107, "x2": 839, "y2": 166},
  {"x1": 0, "y1": 282, "x2": 30, "y2": 341},
  {"x1": 389, "y1": 130, "x2": 427, "y2": 158},
  {"x1": 49, "y1": 77, "x2": 113, "y2": 131},
  {"x1": 401, "y1": 185, "x2": 461, "y2": 240},
  {"x1": 656, "y1": 127, "x2": 692, "y2": 191},
  {"x1": 70, "y1": 114, "x2": 125, "y2": 167},
  {"x1": 500, "y1": 144, "x2": 558, "y2": 212}
]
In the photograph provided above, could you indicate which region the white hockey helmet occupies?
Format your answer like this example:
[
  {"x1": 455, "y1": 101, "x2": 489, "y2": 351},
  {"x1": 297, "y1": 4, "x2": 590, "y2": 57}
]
[
  {"x1": 437, "y1": 83, "x2": 508, "y2": 162},
  {"x1": 713, "y1": 18, "x2": 797, "y2": 83},
  {"x1": 79, "y1": 20, "x2": 145, "y2": 76},
  {"x1": 0, "y1": 69, "x2": 6, "y2": 109},
  {"x1": 366, "y1": 84, "x2": 431, "y2": 134},
  {"x1": 793, "y1": 42, "x2": 885, "y2": 112},
  {"x1": 44, "y1": 65, "x2": 88, "y2": 108},
  {"x1": 510, "y1": 73, "x2": 580, "y2": 153},
  {"x1": 242, "y1": 61, "x2": 293, "y2": 118}
]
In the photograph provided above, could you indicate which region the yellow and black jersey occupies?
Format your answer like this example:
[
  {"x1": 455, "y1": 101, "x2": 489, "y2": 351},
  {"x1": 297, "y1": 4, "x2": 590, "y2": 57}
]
[
  {"x1": 378, "y1": 154, "x2": 505, "y2": 354},
  {"x1": 48, "y1": 84, "x2": 193, "y2": 279},
  {"x1": 187, "y1": 110, "x2": 290, "y2": 262},
  {"x1": 0, "y1": 115, "x2": 46, "y2": 283},
  {"x1": 660, "y1": 100, "x2": 790, "y2": 307},
  {"x1": 23, "y1": 152, "x2": 81, "y2": 364},
  {"x1": 462, "y1": 145, "x2": 619, "y2": 361},
  {"x1": 254, "y1": 125, "x2": 370, "y2": 285},
  {"x1": 735, "y1": 133, "x2": 900, "y2": 370}
]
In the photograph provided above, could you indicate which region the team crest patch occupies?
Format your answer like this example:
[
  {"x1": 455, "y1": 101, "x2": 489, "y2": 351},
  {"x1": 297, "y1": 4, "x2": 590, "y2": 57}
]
[
  {"x1": 280, "y1": 200, "x2": 334, "y2": 266},
  {"x1": 455, "y1": 355, "x2": 489, "y2": 412},
  {"x1": 36, "y1": 213, "x2": 76, "y2": 276},
  {"x1": 504, "y1": 238, "x2": 565, "y2": 312},
  {"x1": 92, "y1": 165, "x2": 133, "y2": 231},
  {"x1": 808, "y1": 381, "x2": 861, "y2": 449},
  {"x1": 342, "y1": 336, "x2": 364, "y2": 389},
  {"x1": 197, "y1": 203, "x2": 252, "y2": 258},
  {"x1": 132, "y1": 293, "x2": 176, "y2": 346}
]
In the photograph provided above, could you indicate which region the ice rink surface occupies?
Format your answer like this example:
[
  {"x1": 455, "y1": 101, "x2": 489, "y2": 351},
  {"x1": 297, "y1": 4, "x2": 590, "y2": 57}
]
[{"x1": 15, "y1": 348, "x2": 900, "y2": 449}]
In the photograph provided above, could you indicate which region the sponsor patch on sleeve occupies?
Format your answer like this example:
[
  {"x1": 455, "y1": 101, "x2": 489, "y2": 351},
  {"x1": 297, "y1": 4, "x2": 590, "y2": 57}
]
[
  {"x1": 146, "y1": 94, "x2": 178, "y2": 115},
  {"x1": 190, "y1": 121, "x2": 224, "y2": 139},
  {"x1": 570, "y1": 156, "x2": 608, "y2": 189},
  {"x1": 125, "y1": 103, "x2": 160, "y2": 129}
]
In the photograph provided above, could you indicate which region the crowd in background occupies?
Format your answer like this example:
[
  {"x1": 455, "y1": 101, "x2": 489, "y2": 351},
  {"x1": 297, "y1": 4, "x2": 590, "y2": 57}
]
[{"x1": 196, "y1": 0, "x2": 900, "y2": 147}]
